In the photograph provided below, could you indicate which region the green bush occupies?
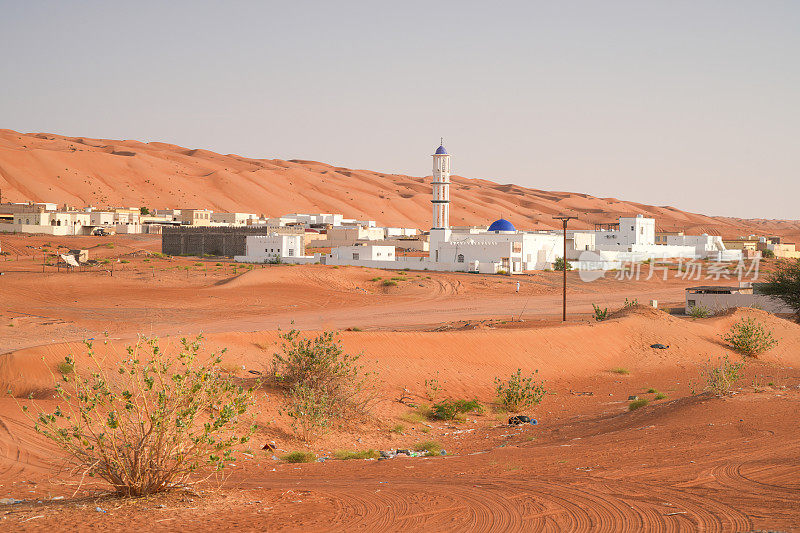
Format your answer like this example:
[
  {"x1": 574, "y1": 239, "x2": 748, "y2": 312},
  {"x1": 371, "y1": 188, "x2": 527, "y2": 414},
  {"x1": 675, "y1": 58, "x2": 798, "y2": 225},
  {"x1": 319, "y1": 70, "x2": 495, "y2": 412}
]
[
  {"x1": 282, "y1": 451, "x2": 316, "y2": 463},
  {"x1": 382, "y1": 280, "x2": 397, "y2": 287},
  {"x1": 494, "y1": 369, "x2": 547, "y2": 413},
  {"x1": 430, "y1": 399, "x2": 483, "y2": 421},
  {"x1": 623, "y1": 298, "x2": 638, "y2": 309},
  {"x1": 24, "y1": 336, "x2": 256, "y2": 496},
  {"x1": 703, "y1": 354, "x2": 745, "y2": 395},
  {"x1": 553, "y1": 257, "x2": 572, "y2": 271},
  {"x1": 761, "y1": 249, "x2": 775, "y2": 259},
  {"x1": 688, "y1": 305, "x2": 711, "y2": 318},
  {"x1": 592, "y1": 304, "x2": 609, "y2": 321},
  {"x1": 722, "y1": 317, "x2": 778, "y2": 356},
  {"x1": 654, "y1": 392, "x2": 667, "y2": 400},
  {"x1": 610, "y1": 367, "x2": 630, "y2": 375},
  {"x1": 283, "y1": 382, "x2": 331, "y2": 440},
  {"x1": 629, "y1": 398, "x2": 649, "y2": 411},
  {"x1": 271, "y1": 329, "x2": 374, "y2": 439}
]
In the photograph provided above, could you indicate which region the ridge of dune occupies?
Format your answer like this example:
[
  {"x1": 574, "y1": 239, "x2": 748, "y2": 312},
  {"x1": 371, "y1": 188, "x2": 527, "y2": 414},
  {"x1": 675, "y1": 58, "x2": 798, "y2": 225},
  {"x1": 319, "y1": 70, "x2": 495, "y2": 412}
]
[{"x1": 1, "y1": 129, "x2": 799, "y2": 241}]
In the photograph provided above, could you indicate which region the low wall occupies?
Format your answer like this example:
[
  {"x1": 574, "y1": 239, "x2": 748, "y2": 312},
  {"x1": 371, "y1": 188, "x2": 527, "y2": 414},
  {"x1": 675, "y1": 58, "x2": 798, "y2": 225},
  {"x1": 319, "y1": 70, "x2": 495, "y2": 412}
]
[{"x1": 685, "y1": 293, "x2": 793, "y2": 314}]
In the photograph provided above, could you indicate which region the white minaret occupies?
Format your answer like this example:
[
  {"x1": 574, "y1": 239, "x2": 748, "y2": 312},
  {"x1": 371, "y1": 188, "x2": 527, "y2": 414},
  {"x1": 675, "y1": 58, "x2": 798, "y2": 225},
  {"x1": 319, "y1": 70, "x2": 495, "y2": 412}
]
[
  {"x1": 429, "y1": 140, "x2": 452, "y2": 262},
  {"x1": 431, "y1": 139, "x2": 450, "y2": 229}
]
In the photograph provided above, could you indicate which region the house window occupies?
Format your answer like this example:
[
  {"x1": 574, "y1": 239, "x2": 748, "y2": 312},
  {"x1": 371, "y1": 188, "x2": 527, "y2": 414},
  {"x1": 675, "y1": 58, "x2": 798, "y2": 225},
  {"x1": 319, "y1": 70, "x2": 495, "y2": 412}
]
[
  {"x1": 353, "y1": 253, "x2": 360, "y2": 260},
  {"x1": 631, "y1": 226, "x2": 634, "y2": 231},
  {"x1": 288, "y1": 249, "x2": 294, "y2": 256},
  {"x1": 457, "y1": 254, "x2": 464, "y2": 263},
  {"x1": 688, "y1": 300, "x2": 696, "y2": 307}
]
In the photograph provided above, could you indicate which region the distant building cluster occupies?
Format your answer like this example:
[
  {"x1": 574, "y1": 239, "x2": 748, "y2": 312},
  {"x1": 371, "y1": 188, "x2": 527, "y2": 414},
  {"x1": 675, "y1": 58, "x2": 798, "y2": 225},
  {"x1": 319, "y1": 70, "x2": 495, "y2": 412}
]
[{"x1": 2, "y1": 143, "x2": 798, "y2": 274}]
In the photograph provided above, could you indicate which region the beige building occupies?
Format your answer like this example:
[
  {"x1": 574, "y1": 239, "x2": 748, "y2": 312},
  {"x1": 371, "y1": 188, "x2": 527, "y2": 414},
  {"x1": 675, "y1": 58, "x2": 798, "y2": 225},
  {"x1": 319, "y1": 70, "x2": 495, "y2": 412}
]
[{"x1": 180, "y1": 209, "x2": 213, "y2": 226}]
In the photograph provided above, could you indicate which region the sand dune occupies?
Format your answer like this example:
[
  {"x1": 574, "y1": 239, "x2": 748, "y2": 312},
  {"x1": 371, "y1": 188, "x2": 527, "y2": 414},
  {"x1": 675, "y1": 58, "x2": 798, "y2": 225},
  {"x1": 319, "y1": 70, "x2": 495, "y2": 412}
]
[{"x1": 1, "y1": 129, "x2": 798, "y2": 240}]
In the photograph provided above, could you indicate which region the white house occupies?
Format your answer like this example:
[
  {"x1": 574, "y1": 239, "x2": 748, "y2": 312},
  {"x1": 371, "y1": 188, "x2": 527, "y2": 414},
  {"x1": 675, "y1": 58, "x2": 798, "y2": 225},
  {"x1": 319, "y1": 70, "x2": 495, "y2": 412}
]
[
  {"x1": 331, "y1": 244, "x2": 395, "y2": 261},
  {"x1": 234, "y1": 234, "x2": 307, "y2": 263}
]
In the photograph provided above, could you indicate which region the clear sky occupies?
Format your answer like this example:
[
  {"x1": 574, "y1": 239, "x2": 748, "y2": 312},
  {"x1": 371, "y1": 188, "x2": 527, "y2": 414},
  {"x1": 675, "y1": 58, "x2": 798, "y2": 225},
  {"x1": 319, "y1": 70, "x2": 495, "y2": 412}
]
[{"x1": 2, "y1": 1, "x2": 798, "y2": 219}]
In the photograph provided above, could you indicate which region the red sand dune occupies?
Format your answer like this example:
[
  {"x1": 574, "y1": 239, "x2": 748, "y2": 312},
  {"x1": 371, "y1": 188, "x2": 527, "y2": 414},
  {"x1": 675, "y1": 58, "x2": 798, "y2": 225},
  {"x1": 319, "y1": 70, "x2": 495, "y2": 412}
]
[{"x1": 1, "y1": 129, "x2": 798, "y2": 240}]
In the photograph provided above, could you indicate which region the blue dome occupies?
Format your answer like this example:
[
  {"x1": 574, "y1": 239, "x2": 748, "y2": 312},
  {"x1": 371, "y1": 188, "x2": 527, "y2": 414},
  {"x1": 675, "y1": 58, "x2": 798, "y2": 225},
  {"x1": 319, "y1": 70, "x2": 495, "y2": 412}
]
[
  {"x1": 488, "y1": 218, "x2": 516, "y2": 232},
  {"x1": 435, "y1": 145, "x2": 447, "y2": 155}
]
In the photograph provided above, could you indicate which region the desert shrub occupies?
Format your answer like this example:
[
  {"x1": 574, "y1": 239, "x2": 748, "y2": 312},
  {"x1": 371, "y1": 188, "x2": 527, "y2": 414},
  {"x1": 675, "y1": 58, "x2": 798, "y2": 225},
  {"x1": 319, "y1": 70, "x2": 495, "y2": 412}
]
[
  {"x1": 382, "y1": 280, "x2": 397, "y2": 287},
  {"x1": 271, "y1": 329, "x2": 374, "y2": 438},
  {"x1": 494, "y1": 369, "x2": 546, "y2": 413},
  {"x1": 623, "y1": 298, "x2": 638, "y2": 309},
  {"x1": 430, "y1": 399, "x2": 483, "y2": 421},
  {"x1": 390, "y1": 424, "x2": 405, "y2": 434},
  {"x1": 496, "y1": 269, "x2": 508, "y2": 275},
  {"x1": 592, "y1": 304, "x2": 609, "y2": 321},
  {"x1": 761, "y1": 249, "x2": 775, "y2": 259},
  {"x1": 369, "y1": 277, "x2": 382, "y2": 281},
  {"x1": 423, "y1": 372, "x2": 442, "y2": 401},
  {"x1": 703, "y1": 355, "x2": 745, "y2": 395},
  {"x1": 333, "y1": 449, "x2": 379, "y2": 460},
  {"x1": 56, "y1": 358, "x2": 75, "y2": 375},
  {"x1": 722, "y1": 317, "x2": 778, "y2": 356},
  {"x1": 759, "y1": 259, "x2": 800, "y2": 318},
  {"x1": 282, "y1": 451, "x2": 316, "y2": 463},
  {"x1": 654, "y1": 392, "x2": 667, "y2": 400},
  {"x1": 646, "y1": 387, "x2": 657, "y2": 393},
  {"x1": 628, "y1": 398, "x2": 649, "y2": 411},
  {"x1": 688, "y1": 305, "x2": 711, "y2": 318},
  {"x1": 553, "y1": 257, "x2": 572, "y2": 271},
  {"x1": 23, "y1": 336, "x2": 256, "y2": 496},
  {"x1": 610, "y1": 367, "x2": 630, "y2": 375},
  {"x1": 413, "y1": 440, "x2": 442, "y2": 456},
  {"x1": 283, "y1": 382, "x2": 331, "y2": 440}
]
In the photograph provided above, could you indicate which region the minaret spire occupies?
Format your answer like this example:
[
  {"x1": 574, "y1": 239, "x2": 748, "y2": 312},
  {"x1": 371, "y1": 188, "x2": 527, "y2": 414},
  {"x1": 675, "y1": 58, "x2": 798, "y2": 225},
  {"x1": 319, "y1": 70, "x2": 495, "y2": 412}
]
[{"x1": 431, "y1": 140, "x2": 451, "y2": 230}]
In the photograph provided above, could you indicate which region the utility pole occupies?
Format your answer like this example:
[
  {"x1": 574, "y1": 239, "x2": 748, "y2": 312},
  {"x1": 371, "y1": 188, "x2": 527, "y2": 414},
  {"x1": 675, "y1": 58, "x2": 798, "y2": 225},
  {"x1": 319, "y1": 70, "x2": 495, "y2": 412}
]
[{"x1": 553, "y1": 215, "x2": 577, "y2": 322}]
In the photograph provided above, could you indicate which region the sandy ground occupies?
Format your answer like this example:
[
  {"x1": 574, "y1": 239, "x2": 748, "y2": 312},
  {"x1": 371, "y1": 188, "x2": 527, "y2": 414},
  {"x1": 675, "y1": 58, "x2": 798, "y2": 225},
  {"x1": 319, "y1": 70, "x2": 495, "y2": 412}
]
[
  {"x1": 3, "y1": 129, "x2": 800, "y2": 240},
  {"x1": 0, "y1": 234, "x2": 799, "y2": 531}
]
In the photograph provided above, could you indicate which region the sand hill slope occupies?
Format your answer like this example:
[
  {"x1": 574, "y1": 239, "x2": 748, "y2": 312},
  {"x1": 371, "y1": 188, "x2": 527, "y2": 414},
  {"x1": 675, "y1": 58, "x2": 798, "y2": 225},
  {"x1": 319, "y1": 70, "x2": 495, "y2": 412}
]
[{"x1": 1, "y1": 129, "x2": 798, "y2": 239}]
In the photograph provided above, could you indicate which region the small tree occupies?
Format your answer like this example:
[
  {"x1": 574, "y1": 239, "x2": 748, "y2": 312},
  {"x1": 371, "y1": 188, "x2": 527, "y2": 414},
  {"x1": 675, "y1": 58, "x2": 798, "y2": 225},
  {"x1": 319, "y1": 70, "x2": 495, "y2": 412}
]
[
  {"x1": 759, "y1": 258, "x2": 800, "y2": 319},
  {"x1": 139, "y1": 206, "x2": 150, "y2": 215},
  {"x1": 495, "y1": 369, "x2": 546, "y2": 412},
  {"x1": 22, "y1": 336, "x2": 256, "y2": 496},
  {"x1": 722, "y1": 317, "x2": 778, "y2": 356},
  {"x1": 553, "y1": 257, "x2": 572, "y2": 271},
  {"x1": 761, "y1": 249, "x2": 775, "y2": 259}
]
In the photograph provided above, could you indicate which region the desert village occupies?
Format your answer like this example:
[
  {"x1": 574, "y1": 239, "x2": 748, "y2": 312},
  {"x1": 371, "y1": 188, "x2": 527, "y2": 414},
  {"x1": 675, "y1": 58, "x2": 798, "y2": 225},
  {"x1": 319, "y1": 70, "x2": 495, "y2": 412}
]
[{"x1": 3, "y1": 142, "x2": 798, "y2": 316}]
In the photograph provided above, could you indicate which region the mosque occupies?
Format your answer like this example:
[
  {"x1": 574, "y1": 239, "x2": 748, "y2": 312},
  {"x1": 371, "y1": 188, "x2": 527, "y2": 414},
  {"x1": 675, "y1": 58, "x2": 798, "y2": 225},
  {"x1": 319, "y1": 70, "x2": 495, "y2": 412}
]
[
  {"x1": 427, "y1": 142, "x2": 563, "y2": 273},
  {"x1": 236, "y1": 142, "x2": 736, "y2": 272}
]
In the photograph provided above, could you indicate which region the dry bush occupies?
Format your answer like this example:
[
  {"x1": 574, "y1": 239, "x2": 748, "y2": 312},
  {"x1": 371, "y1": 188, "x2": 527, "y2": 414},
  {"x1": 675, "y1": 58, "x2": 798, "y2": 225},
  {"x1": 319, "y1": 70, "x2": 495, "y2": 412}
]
[{"x1": 23, "y1": 336, "x2": 257, "y2": 496}]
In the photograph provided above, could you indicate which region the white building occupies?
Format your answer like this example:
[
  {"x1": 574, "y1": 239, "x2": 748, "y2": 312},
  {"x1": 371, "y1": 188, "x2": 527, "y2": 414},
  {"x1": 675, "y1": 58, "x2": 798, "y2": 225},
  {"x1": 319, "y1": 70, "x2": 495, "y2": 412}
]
[
  {"x1": 234, "y1": 234, "x2": 308, "y2": 263},
  {"x1": 331, "y1": 244, "x2": 395, "y2": 261}
]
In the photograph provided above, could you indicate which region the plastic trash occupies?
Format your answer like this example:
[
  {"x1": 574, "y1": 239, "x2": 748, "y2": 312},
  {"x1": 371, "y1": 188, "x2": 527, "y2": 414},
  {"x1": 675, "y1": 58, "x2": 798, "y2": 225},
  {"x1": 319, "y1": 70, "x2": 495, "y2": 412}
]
[{"x1": 650, "y1": 343, "x2": 668, "y2": 349}]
